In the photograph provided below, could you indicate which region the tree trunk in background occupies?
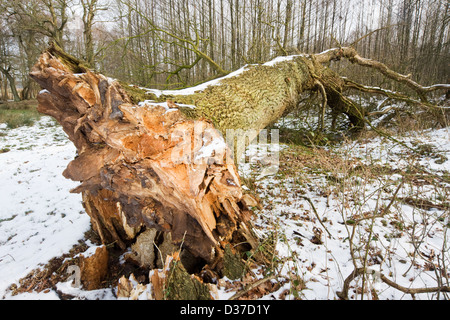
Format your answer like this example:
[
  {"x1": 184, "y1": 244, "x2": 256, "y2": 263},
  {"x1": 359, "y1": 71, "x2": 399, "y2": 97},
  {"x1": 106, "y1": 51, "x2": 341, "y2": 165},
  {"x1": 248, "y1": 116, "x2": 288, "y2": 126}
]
[
  {"x1": 0, "y1": 66, "x2": 21, "y2": 102},
  {"x1": 81, "y1": 0, "x2": 98, "y2": 67}
]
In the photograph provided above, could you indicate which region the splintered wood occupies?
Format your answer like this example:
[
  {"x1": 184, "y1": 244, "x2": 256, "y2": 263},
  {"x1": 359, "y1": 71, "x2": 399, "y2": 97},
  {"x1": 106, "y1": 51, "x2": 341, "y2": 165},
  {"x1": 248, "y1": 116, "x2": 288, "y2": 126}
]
[{"x1": 30, "y1": 49, "x2": 256, "y2": 268}]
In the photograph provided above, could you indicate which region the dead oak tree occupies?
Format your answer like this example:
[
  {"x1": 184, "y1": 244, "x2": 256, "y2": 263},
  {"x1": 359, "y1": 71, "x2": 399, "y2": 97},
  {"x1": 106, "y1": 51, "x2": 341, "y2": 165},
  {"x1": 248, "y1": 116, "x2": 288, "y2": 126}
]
[{"x1": 30, "y1": 43, "x2": 448, "y2": 296}]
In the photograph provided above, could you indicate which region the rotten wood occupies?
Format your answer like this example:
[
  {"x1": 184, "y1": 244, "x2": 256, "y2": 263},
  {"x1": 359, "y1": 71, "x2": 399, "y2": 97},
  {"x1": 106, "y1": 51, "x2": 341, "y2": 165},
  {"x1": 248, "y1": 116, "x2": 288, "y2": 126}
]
[{"x1": 30, "y1": 47, "x2": 257, "y2": 275}]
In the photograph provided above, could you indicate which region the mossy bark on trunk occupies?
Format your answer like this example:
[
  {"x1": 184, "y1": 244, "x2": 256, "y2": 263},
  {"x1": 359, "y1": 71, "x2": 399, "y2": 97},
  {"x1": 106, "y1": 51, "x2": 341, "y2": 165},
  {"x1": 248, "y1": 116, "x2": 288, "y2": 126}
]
[
  {"x1": 164, "y1": 256, "x2": 213, "y2": 300},
  {"x1": 124, "y1": 55, "x2": 367, "y2": 134}
]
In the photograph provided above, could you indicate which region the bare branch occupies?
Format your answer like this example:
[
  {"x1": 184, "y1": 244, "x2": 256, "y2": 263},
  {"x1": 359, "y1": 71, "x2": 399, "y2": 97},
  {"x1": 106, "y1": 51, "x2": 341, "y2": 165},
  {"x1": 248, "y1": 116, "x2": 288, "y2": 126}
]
[
  {"x1": 337, "y1": 267, "x2": 450, "y2": 300},
  {"x1": 316, "y1": 47, "x2": 450, "y2": 102},
  {"x1": 122, "y1": 1, "x2": 229, "y2": 77},
  {"x1": 349, "y1": 25, "x2": 402, "y2": 47}
]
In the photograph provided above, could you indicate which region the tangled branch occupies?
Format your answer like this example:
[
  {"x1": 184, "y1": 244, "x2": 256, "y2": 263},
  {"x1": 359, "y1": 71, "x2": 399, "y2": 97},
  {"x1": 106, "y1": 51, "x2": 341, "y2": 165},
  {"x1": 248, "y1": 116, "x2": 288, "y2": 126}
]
[
  {"x1": 315, "y1": 47, "x2": 450, "y2": 102},
  {"x1": 337, "y1": 267, "x2": 450, "y2": 300}
]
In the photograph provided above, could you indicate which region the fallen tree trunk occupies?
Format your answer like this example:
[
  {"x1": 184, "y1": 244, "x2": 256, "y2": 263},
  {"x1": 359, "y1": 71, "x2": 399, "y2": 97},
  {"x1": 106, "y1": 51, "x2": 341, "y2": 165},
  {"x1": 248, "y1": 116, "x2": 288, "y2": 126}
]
[{"x1": 29, "y1": 43, "x2": 448, "y2": 296}]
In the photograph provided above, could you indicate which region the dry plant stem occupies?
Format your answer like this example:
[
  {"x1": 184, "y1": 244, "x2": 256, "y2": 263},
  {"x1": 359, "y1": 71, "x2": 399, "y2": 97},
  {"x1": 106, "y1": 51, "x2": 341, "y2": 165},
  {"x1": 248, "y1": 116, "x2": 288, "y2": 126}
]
[
  {"x1": 360, "y1": 190, "x2": 381, "y2": 300},
  {"x1": 379, "y1": 273, "x2": 450, "y2": 296},
  {"x1": 339, "y1": 177, "x2": 404, "y2": 294},
  {"x1": 299, "y1": 196, "x2": 333, "y2": 239},
  {"x1": 351, "y1": 181, "x2": 404, "y2": 225}
]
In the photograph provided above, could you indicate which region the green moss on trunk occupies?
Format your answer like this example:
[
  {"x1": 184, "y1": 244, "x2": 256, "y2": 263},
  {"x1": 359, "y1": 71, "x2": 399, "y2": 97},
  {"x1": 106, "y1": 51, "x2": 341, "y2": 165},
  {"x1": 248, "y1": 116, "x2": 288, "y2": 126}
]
[
  {"x1": 47, "y1": 42, "x2": 90, "y2": 74},
  {"x1": 165, "y1": 258, "x2": 212, "y2": 300},
  {"x1": 223, "y1": 244, "x2": 245, "y2": 280},
  {"x1": 191, "y1": 57, "x2": 313, "y2": 134}
]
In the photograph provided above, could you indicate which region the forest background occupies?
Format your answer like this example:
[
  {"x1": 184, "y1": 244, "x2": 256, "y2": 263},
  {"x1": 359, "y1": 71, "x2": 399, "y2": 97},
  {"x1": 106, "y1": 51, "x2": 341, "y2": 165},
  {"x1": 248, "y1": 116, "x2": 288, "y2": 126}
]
[{"x1": 0, "y1": 0, "x2": 448, "y2": 102}]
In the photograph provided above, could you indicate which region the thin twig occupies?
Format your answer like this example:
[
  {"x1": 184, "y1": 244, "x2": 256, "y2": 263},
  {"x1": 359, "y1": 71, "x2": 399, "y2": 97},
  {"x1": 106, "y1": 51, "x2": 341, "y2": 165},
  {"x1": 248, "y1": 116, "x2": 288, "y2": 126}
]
[
  {"x1": 299, "y1": 196, "x2": 334, "y2": 239},
  {"x1": 314, "y1": 79, "x2": 328, "y2": 132},
  {"x1": 350, "y1": 25, "x2": 402, "y2": 47},
  {"x1": 0, "y1": 254, "x2": 15, "y2": 262}
]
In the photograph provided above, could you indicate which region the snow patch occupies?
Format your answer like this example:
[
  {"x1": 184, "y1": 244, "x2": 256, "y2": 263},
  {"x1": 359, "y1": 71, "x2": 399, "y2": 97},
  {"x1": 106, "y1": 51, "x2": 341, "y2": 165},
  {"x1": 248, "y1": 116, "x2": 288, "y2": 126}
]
[{"x1": 0, "y1": 117, "x2": 89, "y2": 298}]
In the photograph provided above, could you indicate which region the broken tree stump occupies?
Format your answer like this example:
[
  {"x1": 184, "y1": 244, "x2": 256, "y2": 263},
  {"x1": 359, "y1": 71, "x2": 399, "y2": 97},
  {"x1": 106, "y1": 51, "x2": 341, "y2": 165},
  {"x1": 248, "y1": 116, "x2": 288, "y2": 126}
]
[{"x1": 30, "y1": 44, "x2": 258, "y2": 279}]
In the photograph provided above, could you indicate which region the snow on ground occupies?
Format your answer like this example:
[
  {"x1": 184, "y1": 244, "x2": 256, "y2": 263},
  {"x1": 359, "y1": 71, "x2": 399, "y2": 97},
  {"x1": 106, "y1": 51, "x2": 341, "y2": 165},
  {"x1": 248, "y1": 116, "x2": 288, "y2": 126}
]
[
  {"x1": 0, "y1": 115, "x2": 449, "y2": 300},
  {"x1": 0, "y1": 117, "x2": 89, "y2": 298},
  {"x1": 241, "y1": 126, "x2": 450, "y2": 300}
]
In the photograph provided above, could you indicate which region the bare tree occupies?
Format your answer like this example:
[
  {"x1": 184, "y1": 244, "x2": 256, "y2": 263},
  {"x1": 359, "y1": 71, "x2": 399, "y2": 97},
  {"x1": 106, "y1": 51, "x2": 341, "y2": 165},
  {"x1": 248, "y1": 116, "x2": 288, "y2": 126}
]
[
  {"x1": 1, "y1": 0, "x2": 72, "y2": 49},
  {"x1": 0, "y1": 19, "x2": 21, "y2": 102}
]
